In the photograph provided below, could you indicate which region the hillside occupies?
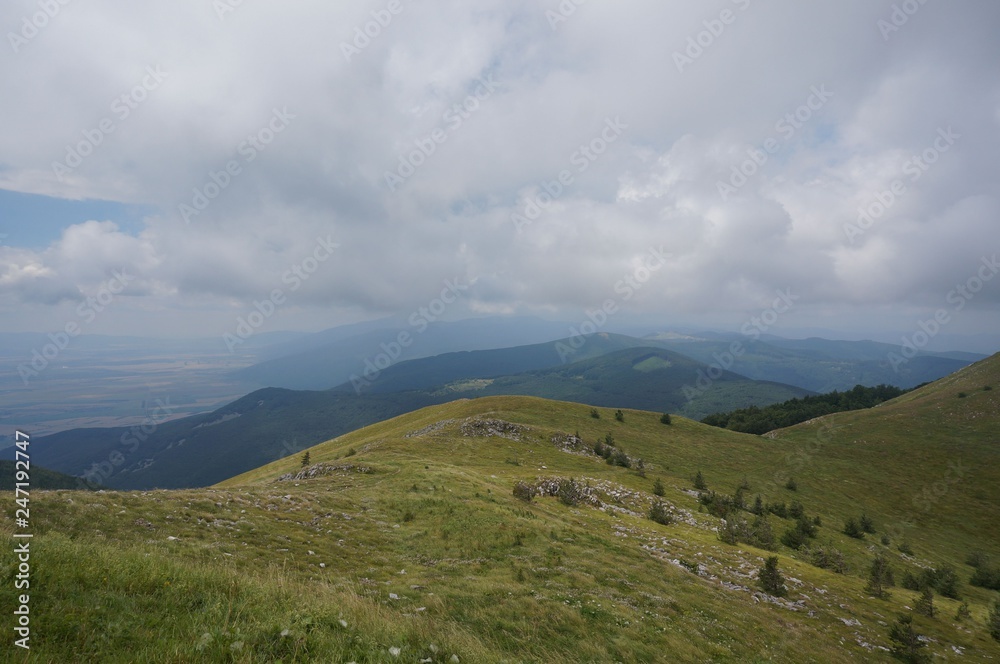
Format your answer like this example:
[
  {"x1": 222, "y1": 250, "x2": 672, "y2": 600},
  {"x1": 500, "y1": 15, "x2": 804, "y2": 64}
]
[
  {"x1": 27, "y1": 342, "x2": 810, "y2": 490},
  {"x1": 436, "y1": 346, "x2": 812, "y2": 419},
  {"x1": 3, "y1": 355, "x2": 999, "y2": 661}
]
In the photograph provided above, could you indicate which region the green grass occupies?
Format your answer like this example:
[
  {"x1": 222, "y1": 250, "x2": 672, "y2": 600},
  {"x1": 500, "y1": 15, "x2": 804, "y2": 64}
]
[{"x1": 2, "y1": 354, "x2": 1000, "y2": 661}]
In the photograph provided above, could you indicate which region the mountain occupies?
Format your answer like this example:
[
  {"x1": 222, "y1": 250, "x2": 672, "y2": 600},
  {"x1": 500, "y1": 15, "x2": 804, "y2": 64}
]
[
  {"x1": 27, "y1": 339, "x2": 811, "y2": 490},
  {"x1": 5, "y1": 355, "x2": 999, "y2": 661},
  {"x1": 643, "y1": 335, "x2": 983, "y2": 392},
  {"x1": 413, "y1": 346, "x2": 812, "y2": 419},
  {"x1": 232, "y1": 316, "x2": 578, "y2": 390}
]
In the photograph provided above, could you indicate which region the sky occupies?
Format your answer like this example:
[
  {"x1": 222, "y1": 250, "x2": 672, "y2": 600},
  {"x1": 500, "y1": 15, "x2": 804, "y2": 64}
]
[{"x1": 1, "y1": 0, "x2": 999, "y2": 349}]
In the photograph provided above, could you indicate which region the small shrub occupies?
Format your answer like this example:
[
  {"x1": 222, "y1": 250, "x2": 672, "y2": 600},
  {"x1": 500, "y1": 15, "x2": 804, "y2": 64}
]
[
  {"x1": 345, "y1": 447, "x2": 357, "y2": 457},
  {"x1": 513, "y1": 482, "x2": 535, "y2": 503},
  {"x1": 865, "y1": 553, "x2": 894, "y2": 599},
  {"x1": 604, "y1": 433, "x2": 615, "y2": 446},
  {"x1": 985, "y1": 385, "x2": 993, "y2": 392},
  {"x1": 788, "y1": 501, "x2": 805, "y2": 519},
  {"x1": 615, "y1": 409, "x2": 625, "y2": 422},
  {"x1": 590, "y1": 408, "x2": 600, "y2": 419},
  {"x1": 648, "y1": 501, "x2": 673, "y2": 526},
  {"x1": 751, "y1": 495, "x2": 764, "y2": 515},
  {"x1": 557, "y1": 478, "x2": 583, "y2": 507},
  {"x1": 888, "y1": 614, "x2": 928, "y2": 663},
  {"x1": 957, "y1": 391, "x2": 968, "y2": 399},
  {"x1": 898, "y1": 541, "x2": 914, "y2": 556},
  {"x1": 300, "y1": 451, "x2": 310, "y2": 467},
  {"x1": 767, "y1": 501, "x2": 788, "y2": 519},
  {"x1": 781, "y1": 526, "x2": 807, "y2": 551},
  {"x1": 660, "y1": 412, "x2": 672, "y2": 425},
  {"x1": 785, "y1": 477, "x2": 797, "y2": 491},
  {"x1": 750, "y1": 515, "x2": 776, "y2": 550},
  {"x1": 966, "y1": 550, "x2": 989, "y2": 568},
  {"x1": 988, "y1": 599, "x2": 1000, "y2": 642},
  {"x1": 693, "y1": 470, "x2": 707, "y2": 491},
  {"x1": 402, "y1": 510, "x2": 415, "y2": 523},
  {"x1": 758, "y1": 556, "x2": 787, "y2": 597},
  {"x1": 880, "y1": 533, "x2": 890, "y2": 546},
  {"x1": 843, "y1": 518, "x2": 864, "y2": 539},
  {"x1": 739, "y1": 476, "x2": 751, "y2": 491},
  {"x1": 915, "y1": 587, "x2": 935, "y2": 618},
  {"x1": 652, "y1": 478, "x2": 665, "y2": 497},
  {"x1": 859, "y1": 513, "x2": 876, "y2": 534},
  {"x1": 808, "y1": 544, "x2": 847, "y2": 574},
  {"x1": 955, "y1": 601, "x2": 972, "y2": 622}
]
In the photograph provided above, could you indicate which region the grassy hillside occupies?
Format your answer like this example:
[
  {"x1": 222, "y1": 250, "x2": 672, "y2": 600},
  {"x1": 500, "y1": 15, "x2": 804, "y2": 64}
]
[
  {"x1": 0, "y1": 460, "x2": 103, "y2": 490},
  {"x1": 3, "y1": 354, "x2": 999, "y2": 661},
  {"x1": 28, "y1": 344, "x2": 809, "y2": 490}
]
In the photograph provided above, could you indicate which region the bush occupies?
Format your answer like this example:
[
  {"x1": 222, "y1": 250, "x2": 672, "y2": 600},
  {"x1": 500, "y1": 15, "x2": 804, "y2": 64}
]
[
  {"x1": 300, "y1": 451, "x2": 310, "y2": 467},
  {"x1": 767, "y1": 501, "x2": 788, "y2": 519},
  {"x1": 843, "y1": 518, "x2": 864, "y2": 539},
  {"x1": 345, "y1": 447, "x2": 357, "y2": 457},
  {"x1": 750, "y1": 515, "x2": 776, "y2": 550},
  {"x1": 614, "y1": 409, "x2": 625, "y2": 422},
  {"x1": 859, "y1": 513, "x2": 876, "y2": 534},
  {"x1": 590, "y1": 408, "x2": 600, "y2": 419},
  {"x1": 693, "y1": 470, "x2": 707, "y2": 491},
  {"x1": 989, "y1": 599, "x2": 1000, "y2": 642},
  {"x1": 898, "y1": 541, "x2": 914, "y2": 556},
  {"x1": 785, "y1": 477, "x2": 797, "y2": 491},
  {"x1": 957, "y1": 391, "x2": 968, "y2": 398},
  {"x1": 865, "y1": 553, "x2": 894, "y2": 599},
  {"x1": 970, "y1": 565, "x2": 1000, "y2": 591},
  {"x1": 915, "y1": 587, "x2": 935, "y2": 618},
  {"x1": 513, "y1": 481, "x2": 535, "y2": 503},
  {"x1": 788, "y1": 501, "x2": 805, "y2": 519},
  {"x1": 652, "y1": 478, "x2": 665, "y2": 497},
  {"x1": 781, "y1": 526, "x2": 807, "y2": 551},
  {"x1": 966, "y1": 550, "x2": 990, "y2": 568},
  {"x1": 758, "y1": 556, "x2": 787, "y2": 597},
  {"x1": 557, "y1": 478, "x2": 583, "y2": 507},
  {"x1": 648, "y1": 501, "x2": 673, "y2": 526},
  {"x1": 751, "y1": 495, "x2": 764, "y2": 515},
  {"x1": 660, "y1": 412, "x2": 672, "y2": 425},
  {"x1": 808, "y1": 545, "x2": 847, "y2": 574},
  {"x1": 956, "y1": 601, "x2": 972, "y2": 622},
  {"x1": 888, "y1": 614, "x2": 929, "y2": 663}
]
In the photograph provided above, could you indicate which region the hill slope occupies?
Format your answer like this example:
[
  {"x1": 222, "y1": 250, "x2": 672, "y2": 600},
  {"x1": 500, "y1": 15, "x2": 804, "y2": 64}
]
[
  {"x1": 28, "y1": 341, "x2": 810, "y2": 490},
  {"x1": 3, "y1": 354, "x2": 999, "y2": 661}
]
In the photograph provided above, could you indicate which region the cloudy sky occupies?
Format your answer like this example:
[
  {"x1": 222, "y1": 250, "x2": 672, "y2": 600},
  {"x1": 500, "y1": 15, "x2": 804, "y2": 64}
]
[{"x1": 1, "y1": 0, "x2": 998, "y2": 347}]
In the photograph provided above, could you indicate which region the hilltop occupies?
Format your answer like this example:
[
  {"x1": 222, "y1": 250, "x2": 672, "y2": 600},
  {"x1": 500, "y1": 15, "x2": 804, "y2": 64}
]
[{"x1": 3, "y1": 354, "x2": 999, "y2": 661}]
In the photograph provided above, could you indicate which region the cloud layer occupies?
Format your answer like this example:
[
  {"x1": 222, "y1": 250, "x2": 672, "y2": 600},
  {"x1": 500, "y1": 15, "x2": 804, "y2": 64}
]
[{"x1": 1, "y1": 0, "x2": 998, "y2": 340}]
